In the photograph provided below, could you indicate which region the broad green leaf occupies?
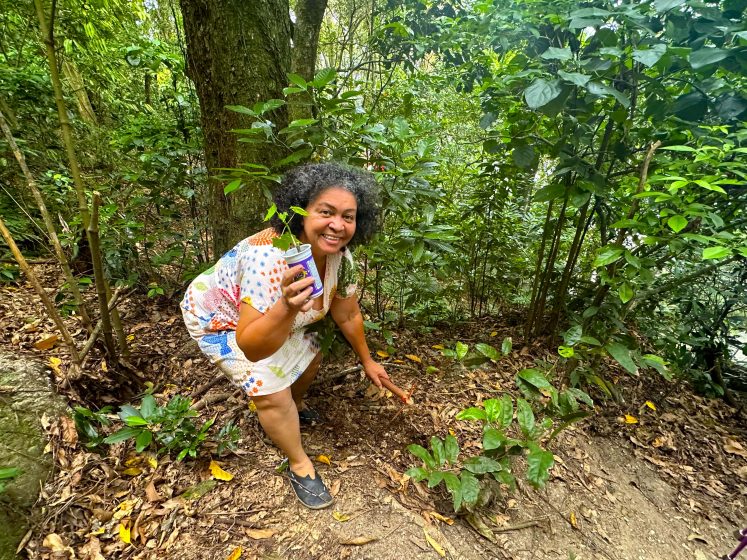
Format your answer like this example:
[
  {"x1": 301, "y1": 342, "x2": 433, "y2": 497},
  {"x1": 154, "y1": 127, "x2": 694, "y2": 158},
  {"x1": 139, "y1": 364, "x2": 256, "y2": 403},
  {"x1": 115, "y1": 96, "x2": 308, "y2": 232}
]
[
  {"x1": 427, "y1": 471, "x2": 444, "y2": 488},
  {"x1": 287, "y1": 73, "x2": 308, "y2": 88},
  {"x1": 516, "y1": 399, "x2": 535, "y2": 438},
  {"x1": 225, "y1": 105, "x2": 256, "y2": 116},
  {"x1": 444, "y1": 434, "x2": 459, "y2": 464},
  {"x1": 274, "y1": 148, "x2": 313, "y2": 168},
  {"x1": 558, "y1": 345, "x2": 574, "y2": 358},
  {"x1": 0, "y1": 467, "x2": 22, "y2": 480},
  {"x1": 526, "y1": 444, "x2": 554, "y2": 488},
  {"x1": 667, "y1": 215, "x2": 688, "y2": 233},
  {"x1": 524, "y1": 78, "x2": 562, "y2": 109},
  {"x1": 534, "y1": 183, "x2": 565, "y2": 202},
  {"x1": 263, "y1": 203, "x2": 277, "y2": 222},
  {"x1": 135, "y1": 430, "x2": 153, "y2": 452},
  {"x1": 580, "y1": 335, "x2": 601, "y2": 346},
  {"x1": 517, "y1": 368, "x2": 552, "y2": 389},
  {"x1": 311, "y1": 67, "x2": 336, "y2": 88},
  {"x1": 689, "y1": 48, "x2": 729, "y2": 70},
  {"x1": 482, "y1": 427, "x2": 505, "y2": 450},
  {"x1": 475, "y1": 343, "x2": 500, "y2": 361},
  {"x1": 484, "y1": 399, "x2": 501, "y2": 425},
  {"x1": 460, "y1": 472, "x2": 480, "y2": 507},
  {"x1": 103, "y1": 427, "x2": 141, "y2": 444},
  {"x1": 501, "y1": 337, "x2": 512, "y2": 356},
  {"x1": 702, "y1": 246, "x2": 731, "y2": 259},
  {"x1": 463, "y1": 456, "x2": 502, "y2": 474},
  {"x1": 259, "y1": 99, "x2": 285, "y2": 114},
  {"x1": 605, "y1": 342, "x2": 638, "y2": 374},
  {"x1": 653, "y1": 0, "x2": 685, "y2": 11},
  {"x1": 585, "y1": 82, "x2": 630, "y2": 108},
  {"x1": 124, "y1": 416, "x2": 149, "y2": 427},
  {"x1": 541, "y1": 47, "x2": 573, "y2": 61},
  {"x1": 456, "y1": 407, "x2": 487, "y2": 421},
  {"x1": 593, "y1": 246, "x2": 624, "y2": 267},
  {"x1": 661, "y1": 145, "x2": 696, "y2": 152},
  {"x1": 632, "y1": 44, "x2": 667, "y2": 67},
  {"x1": 455, "y1": 342, "x2": 469, "y2": 360},
  {"x1": 618, "y1": 283, "x2": 634, "y2": 304},
  {"x1": 140, "y1": 395, "x2": 157, "y2": 420},
  {"x1": 224, "y1": 179, "x2": 242, "y2": 195},
  {"x1": 405, "y1": 466, "x2": 428, "y2": 481},
  {"x1": 693, "y1": 180, "x2": 727, "y2": 194},
  {"x1": 431, "y1": 437, "x2": 445, "y2": 466},
  {"x1": 500, "y1": 395, "x2": 513, "y2": 428},
  {"x1": 566, "y1": 388, "x2": 594, "y2": 407},
  {"x1": 442, "y1": 472, "x2": 461, "y2": 511},
  {"x1": 563, "y1": 325, "x2": 583, "y2": 346},
  {"x1": 557, "y1": 70, "x2": 590, "y2": 87},
  {"x1": 407, "y1": 444, "x2": 435, "y2": 469}
]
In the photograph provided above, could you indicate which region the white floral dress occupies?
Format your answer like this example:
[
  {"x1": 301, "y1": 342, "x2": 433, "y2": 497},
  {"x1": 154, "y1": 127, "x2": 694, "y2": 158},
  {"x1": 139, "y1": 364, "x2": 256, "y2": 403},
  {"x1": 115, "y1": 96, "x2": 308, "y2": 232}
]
[{"x1": 181, "y1": 228, "x2": 357, "y2": 396}]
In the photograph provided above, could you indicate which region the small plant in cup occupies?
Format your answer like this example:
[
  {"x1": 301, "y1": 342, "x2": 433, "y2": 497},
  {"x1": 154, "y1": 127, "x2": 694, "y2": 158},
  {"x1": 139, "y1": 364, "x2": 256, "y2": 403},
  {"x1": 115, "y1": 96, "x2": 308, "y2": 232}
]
[{"x1": 264, "y1": 203, "x2": 308, "y2": 252}]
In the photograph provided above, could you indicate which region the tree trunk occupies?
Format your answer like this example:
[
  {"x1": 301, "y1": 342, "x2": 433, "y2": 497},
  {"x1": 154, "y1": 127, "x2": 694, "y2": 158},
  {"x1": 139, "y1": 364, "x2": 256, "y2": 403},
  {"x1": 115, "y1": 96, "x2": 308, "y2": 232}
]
[
  {"x1": 180, "y1": 0, "x2": 292, "y2": 256},
  {"x1": 289, "y1": 0, "x2": 328, "y2": 121},
  {"x1": 61, "y1": 59, "x2": 97, "y2": 124}
]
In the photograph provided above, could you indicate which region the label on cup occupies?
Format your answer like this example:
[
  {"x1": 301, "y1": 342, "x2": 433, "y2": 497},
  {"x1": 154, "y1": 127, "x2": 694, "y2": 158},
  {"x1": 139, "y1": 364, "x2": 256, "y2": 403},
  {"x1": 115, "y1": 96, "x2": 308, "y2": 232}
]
[{"x1": 284, "y1": 244, "x2": 324, "y2": 299}]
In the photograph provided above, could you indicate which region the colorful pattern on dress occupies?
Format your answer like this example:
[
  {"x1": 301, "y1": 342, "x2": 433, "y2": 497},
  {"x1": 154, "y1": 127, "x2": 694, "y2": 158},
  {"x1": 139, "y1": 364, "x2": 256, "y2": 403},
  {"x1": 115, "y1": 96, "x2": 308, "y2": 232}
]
[{"x1": 181, "y1": 229, "x2": 357, "y2": 396}]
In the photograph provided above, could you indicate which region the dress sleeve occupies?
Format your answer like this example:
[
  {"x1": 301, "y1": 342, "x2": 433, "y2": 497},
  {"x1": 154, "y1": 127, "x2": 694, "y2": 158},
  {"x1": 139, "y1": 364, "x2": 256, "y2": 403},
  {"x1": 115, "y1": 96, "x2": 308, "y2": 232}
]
[
  {"x1": 237, "y1": 245, "x2": 286, "y2": 314},
  {"x1": 334, "y1": 248, "x2": 358, "y2": 299}
]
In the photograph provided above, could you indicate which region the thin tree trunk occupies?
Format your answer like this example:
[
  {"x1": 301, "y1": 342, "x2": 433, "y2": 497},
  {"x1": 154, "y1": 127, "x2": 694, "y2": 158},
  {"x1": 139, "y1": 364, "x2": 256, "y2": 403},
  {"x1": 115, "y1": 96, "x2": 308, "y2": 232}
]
[
  {"x1": 0, "y1": 106, "x2": 92, "y2": 329},
  {"x1": 88, "y1": 193, "x2": 116, "y2": 357},
  {"x1": 524, "y1": 199, "x2": 555, "y2": 339},
  {"x1": 61, "y1": 59, "x2": 97, "y2": 124},
  {"x1": 289, "y1": 0, "x2": 328, "y2": 122},
  {"x1": 0, "y1": 217, "x2": 81, "y2": 366}
]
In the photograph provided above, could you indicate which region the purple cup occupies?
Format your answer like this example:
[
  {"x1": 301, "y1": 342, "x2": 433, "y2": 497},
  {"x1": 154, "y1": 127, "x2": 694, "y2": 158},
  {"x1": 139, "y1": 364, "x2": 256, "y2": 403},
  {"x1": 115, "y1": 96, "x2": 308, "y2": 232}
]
[{"x1": 283, "y1": 244, "x2": 323, "y2": 299}]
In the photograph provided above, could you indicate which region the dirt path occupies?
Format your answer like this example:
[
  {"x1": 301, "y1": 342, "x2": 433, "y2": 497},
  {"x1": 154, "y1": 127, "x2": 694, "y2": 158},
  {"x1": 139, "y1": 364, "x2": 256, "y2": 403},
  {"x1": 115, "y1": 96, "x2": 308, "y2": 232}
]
[{"x1": 1, "y1": 275, "x2": 745, "y2": 560}]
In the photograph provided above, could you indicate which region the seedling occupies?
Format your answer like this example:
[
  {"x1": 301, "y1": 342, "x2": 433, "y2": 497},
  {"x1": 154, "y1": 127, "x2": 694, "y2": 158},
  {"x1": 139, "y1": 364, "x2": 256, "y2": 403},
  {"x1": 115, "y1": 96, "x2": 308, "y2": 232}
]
[{"x1": 264, "y1": 203, "x2": 308, "y2": 252}]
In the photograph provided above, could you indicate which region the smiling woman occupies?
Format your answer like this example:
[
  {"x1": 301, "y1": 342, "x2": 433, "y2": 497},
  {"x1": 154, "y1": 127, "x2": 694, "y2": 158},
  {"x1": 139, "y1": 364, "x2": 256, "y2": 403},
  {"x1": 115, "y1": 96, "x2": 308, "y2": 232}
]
[{"x1": 180, "y1": 162, "x2": 389, "y2": 509}]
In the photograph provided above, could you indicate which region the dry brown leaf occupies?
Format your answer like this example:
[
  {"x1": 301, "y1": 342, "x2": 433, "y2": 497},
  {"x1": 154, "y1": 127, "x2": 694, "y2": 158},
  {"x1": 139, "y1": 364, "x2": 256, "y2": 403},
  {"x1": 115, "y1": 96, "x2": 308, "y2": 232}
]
[
  {"x1": 145, "y1": 481, "x2": 163, "y2": 502},
  {"x1": 724, "y1": 438, "x2": 747, "y2": 458},
  {"x1": 245, "y1": 528, "x2": 276, "y2": 540},
  {"x1": 34, "y1": 334, "x2": 59, "y2": 350},
  {"x1": 329, "y1": 479, "x2": 342, "y2": 496},
  {"x1": 423, "y1": 528, "x2": 446, "y2": 557},
  {"x1": 42, "y1": 533, "x2": 66, "y2": 551},
  {"x1": 339, "y1": 536, "x2": 378, "y2": 545},
  {"x1": 59, "y1": 416, "x2": 78, "y2": 446},
  {"x1": 430, "y1": 512, "x2": 454, "y2": 525},
  {"x1": 736, "y1": 465, "x2": 747, "y2": 480},
  {"x1": 225, "y1": 546, "x2": 243, "y2": 560}
]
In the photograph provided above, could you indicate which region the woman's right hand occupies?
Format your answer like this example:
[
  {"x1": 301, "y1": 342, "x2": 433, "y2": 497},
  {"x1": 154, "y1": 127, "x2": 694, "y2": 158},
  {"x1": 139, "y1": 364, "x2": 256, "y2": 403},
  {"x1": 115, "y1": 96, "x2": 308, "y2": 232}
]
[{"x1": 281, "y1": 265, "x2": 315, "y2": 312}]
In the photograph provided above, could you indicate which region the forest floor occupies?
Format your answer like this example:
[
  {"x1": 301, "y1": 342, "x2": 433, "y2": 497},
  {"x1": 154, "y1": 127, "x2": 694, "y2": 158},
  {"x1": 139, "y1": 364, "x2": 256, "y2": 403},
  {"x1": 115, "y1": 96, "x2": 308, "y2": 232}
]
[{"x1": 2, "y1": 266, "x2": 747, "y2": 560}]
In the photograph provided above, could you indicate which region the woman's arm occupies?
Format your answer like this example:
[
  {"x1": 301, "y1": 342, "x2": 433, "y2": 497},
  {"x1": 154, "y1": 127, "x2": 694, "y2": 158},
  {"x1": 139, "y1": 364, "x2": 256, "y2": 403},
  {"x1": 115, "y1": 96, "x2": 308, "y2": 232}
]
[
  {"x1": 235, "y1": 265, "x2": 314, "y2": 361},
  {"x1": 330, "y1": 295, "x2": 389, "y2": 387}
]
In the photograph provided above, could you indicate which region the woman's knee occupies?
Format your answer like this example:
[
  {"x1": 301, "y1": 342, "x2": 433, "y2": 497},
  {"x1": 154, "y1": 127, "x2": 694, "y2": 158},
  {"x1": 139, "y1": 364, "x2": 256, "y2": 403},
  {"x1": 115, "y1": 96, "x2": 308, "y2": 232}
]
[{"x1": 252, "y1": 389, "x2": 294, "y2": 413}]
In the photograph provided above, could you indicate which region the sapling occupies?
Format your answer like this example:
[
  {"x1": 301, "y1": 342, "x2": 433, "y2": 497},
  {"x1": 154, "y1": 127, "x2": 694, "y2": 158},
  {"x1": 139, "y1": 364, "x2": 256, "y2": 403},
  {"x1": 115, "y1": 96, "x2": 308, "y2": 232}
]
[{"x1": 264, "y1": 203, "x2": 308, "y2": 252}]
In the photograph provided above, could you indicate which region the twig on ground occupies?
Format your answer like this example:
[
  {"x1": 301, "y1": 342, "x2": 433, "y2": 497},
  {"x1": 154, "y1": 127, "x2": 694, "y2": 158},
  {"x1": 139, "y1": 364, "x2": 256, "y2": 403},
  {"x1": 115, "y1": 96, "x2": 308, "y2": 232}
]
[
  {"x1": 190, "y1": 374, "x2": 228, "y2": 400},
  {"x1": 493, "y1": 518, "x2": 548, "y2": 533},
  {"x1": 210, "y1": 517, "x2": 261, "y2": 529},
  {"x1": 193, "y1": 389, "x2": 242, "y2": 411}
]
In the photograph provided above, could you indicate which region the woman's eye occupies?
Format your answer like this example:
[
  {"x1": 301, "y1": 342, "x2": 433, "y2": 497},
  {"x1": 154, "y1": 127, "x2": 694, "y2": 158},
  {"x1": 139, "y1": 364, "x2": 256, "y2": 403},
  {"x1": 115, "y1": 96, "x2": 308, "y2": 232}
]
[
  {"x1": 320, "y1": 210, "x2": 331, "y2": 216},
  {"x1": 344, "y1": 215, "x2": 355, "y2": 222}
]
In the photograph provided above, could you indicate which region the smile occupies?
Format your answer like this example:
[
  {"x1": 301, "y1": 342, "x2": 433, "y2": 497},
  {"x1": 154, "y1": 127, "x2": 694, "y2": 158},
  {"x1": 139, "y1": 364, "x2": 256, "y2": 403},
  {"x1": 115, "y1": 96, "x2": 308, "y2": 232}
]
[{"x1": 322, "y1": 234, "x2": 341, "y2": 242}]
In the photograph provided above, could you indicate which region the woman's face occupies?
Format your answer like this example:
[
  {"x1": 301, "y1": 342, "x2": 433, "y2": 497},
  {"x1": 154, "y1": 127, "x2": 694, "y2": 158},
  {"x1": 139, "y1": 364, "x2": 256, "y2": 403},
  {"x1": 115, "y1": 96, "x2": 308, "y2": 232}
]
[{"x1": 299, "y1": 187, "x2": 357, "y2": 257}]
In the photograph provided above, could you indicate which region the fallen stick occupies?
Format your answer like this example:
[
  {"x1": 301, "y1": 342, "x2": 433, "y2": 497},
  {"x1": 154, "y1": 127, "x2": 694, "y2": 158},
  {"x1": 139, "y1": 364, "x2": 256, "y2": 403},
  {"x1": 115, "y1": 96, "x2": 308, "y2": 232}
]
[{"x1": 380, "y1": 377, "x2": 415, "y2": 405}]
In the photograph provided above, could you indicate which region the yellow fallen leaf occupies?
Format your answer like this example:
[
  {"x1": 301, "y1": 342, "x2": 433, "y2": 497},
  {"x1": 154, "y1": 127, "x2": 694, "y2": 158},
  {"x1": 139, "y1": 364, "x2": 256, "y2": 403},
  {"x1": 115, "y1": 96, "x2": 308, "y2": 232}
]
[
  {"x1": 146, "y1": 455, "x2": 158, "y2": 469},
  {"x1": 113, "y1": 499, "x2": 138, "y2": 520},
  {"x1": 624, "y1": 414, "x2": 638, "y2": 424},
  {"x1": 332, "y1": 511, "x2": 350, "y2": 522},
  {"x1": 448, "y1": 428, "x2": 456, "y2": 437},
  {"x1": 430, "y1": 512, "x2": 454, "y2": 525},
  {"x1": 644, "y1": 401, "x2": 656, "y2": 411},
  {"x1": 245, "y1": 528, "x2": 275, "y2": 539},
  {"x1": 87, "y1": 527, "x2": 105, "y2": 537},
  {"x1": 101, "y1": 360, "x2": 108, "y2": 373},
  {"x1": 423, "y1": 528, "x2": 445, "y2": 557},
  {"x1": 339, "y1": 536, "x2": 378, "y2": 545},
  {"x1": 431, "y1": 344, "x2": 445, "y2": 350},
  {"x1": 126, "y1": 334, "x2": 135, "y2": 342},
  {"x1": 316, "y1": 454, "x2": 331, "y2": 466},
  {"x1": 569, "y1": 511, "x2": 578, "y2": 529},
  {"x1": 48, "y1": 357, "x2": 62, "y2": 376},
  {"x1": 35, "y1": 334, "x2": 59, "y2": 350},
  {"x1": 119, "y1": 523, "x2": 131, "y2": 544},
  {"x1": 210, "y1": 460, "x2": 234, "y2": 481},
  {"x1": 405, "y1": 354, "x2": 422, "y2": 363},
  {"x1": 490, "y1": 331, "x2": 497, "y2": 337},
  {"x1": 122, "y1": 467, "x2": 142, "y2": 476},
  {"x1": 248, "y1": 400, "x2": 257, "y2": 413},
  {"x1": 226, "y1": 546, "x2": 243, "y2": 560},
  {"x1": 376, "y1": 350, "x2": 389, "y2": 358}
]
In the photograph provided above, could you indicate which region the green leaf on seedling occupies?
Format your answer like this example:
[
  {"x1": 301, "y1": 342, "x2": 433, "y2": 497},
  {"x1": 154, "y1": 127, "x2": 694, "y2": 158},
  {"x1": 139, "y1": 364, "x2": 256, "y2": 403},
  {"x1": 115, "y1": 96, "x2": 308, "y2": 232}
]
[
  {"x1": 500, "y1": 395, "x2": 513, "y2": 428},
  {"x1": 289, "y1": 206, "x2": 309, "y2": 216},
  {"x1": 444, "y1": 434, "x2": 459, "y2": 464},
  {"x1": 140, "y1": 395, "x2": 157, "y2": 420},
  {"x1": 593, "y1": 246, "x2": 624, "y2": 267},
  {"x1": 264, "y1": 204, "x2": 277, "y2": 222},
  {"x1": 482, "y1": 428, "x2": 505, "y2": 450},
  {"x1": 460, "y1": 472, "x2": 481, "y2": 507},
  {"x1": 455, "y1": 342, "x2": 468, "y2": 360},
  {"x1": 484, "y1": 399, "x2": 502, "y2": 425},
  {"x1": 463, "y1": 456, "x2": 503, "y2": 474},
  {"x1": 427, "y1": 471, "x2": 444, "y2": 488},
  {"x1": 702, "y1": 246, "x2": 731, "y2": 259},
  {"x1": 475, "y1": 343, "x2": 500, "y2": 361},
  {"x1": 0, "y1": 467, "x2": 22, "y2": 480},
  {"x1": 516, "y1": 399, "x2": 535, "y2": 438},
  {"x1": 442, "y1": 473, "x2": 461, "y2": 511},
  {"x1": 405, "y1": 467, "x2": 428, "y2": 481},
  {"x1": 501, "y1": 337, "x2": 512, "y2": 355},
  {"x1": 517, "y1": 368, "x2": 552, "y2": 389},
  {"x1": 456, "y1": 407, "x2": 487, "y2": 421},
  {"x1": 224, "y1": 179, "x2": 242, "y2": 195},
  {"x1": 526, "y1": 444, "x2": 554, "y2": 488},
  {"x1": 104, "y1": 427, "x2": 142, "y2": 444},
  {"x1": 431, "y1": 437, "x2": 445, "y2": 466},
  {"x1": 605, "y1": 342, "x2": 638, "y2": 374},
  {"x1": 618, "y1": 283, "x2": 634, "y2": 304},
  {"x1": 135, "y1": 430, "x2": 153, "y2": 452},
  {"x1": 558, "y1": 346, "x2": 574, "y2": 358},
  {"x1": 563, "y1": 325, "x2": 582, "y2": 346},
  {"x1": 407, "y1": 444, "x2": 435, "y2": 469}
]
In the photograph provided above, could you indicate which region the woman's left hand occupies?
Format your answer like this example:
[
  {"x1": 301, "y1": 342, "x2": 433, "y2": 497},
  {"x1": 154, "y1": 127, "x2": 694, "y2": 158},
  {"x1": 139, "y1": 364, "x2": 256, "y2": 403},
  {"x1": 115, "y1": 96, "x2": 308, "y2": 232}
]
[{"x1": 362, "y1": 360, "x2": 389, "y2": 388}]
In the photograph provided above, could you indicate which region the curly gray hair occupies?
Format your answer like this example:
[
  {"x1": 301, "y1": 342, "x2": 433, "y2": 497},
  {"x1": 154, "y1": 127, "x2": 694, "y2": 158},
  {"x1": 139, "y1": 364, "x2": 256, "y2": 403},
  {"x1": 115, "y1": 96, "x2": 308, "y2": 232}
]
[{"x1": 271, "y1": 162, "x2": 380, "y2": 248}]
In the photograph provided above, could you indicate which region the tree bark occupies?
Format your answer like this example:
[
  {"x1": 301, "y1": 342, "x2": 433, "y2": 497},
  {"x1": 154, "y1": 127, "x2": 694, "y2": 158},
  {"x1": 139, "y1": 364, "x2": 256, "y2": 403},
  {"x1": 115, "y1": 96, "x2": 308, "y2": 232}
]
[
  {"x1": 179, "y1": 0, "x2": 292, "y2": 256},
  {"x1": 289, "y1": 0, "x2": 328, "y2": 121}
]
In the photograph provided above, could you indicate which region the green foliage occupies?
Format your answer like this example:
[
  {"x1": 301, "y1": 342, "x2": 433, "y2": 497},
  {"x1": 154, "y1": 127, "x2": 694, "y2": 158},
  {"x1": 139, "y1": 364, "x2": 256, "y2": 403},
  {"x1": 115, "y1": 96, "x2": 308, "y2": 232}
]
[
  {"x1": 0, "y1": 466, "x2": 22, "y2": 494},
  {"x1": 263, "y1": 203, "x2": 309, "y2": 252},
  {"x1": 75, "y1": 395, "x2": 237, "y2": 461},
  {"x1": 407, "y1": 369, "x2": 591, "y2": 513}
]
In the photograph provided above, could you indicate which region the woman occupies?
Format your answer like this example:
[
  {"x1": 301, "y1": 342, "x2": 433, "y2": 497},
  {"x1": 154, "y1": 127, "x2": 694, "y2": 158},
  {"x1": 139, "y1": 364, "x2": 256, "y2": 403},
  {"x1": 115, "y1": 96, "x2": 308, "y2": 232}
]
[{"x1": 181, "y1": 162, "x2": 389, "y2": 509}]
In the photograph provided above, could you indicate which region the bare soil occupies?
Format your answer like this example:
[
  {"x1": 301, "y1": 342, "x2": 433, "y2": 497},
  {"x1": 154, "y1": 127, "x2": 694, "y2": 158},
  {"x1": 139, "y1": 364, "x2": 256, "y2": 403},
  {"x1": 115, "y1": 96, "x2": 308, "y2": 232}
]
[{"x1": 1, "y1": 270, "x2": 746, "y2": 560}]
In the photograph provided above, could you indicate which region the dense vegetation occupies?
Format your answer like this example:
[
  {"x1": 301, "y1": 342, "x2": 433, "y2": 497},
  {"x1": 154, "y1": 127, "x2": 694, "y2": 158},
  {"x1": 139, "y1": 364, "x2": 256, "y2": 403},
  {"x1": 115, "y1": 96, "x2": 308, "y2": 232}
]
[{"x1": 1, "y1": 0, "x2": 745, "y2": 456}]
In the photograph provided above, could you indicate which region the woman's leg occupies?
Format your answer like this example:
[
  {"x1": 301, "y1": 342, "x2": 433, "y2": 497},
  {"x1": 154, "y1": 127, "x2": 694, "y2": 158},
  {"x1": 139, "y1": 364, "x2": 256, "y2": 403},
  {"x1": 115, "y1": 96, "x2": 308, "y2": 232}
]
[
  {"x1": 291, "y1": 352, "x2": 322, "y2": 409},
  {"x1": 252, "y1": 388, "x2": 314, "y2": 477}
]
